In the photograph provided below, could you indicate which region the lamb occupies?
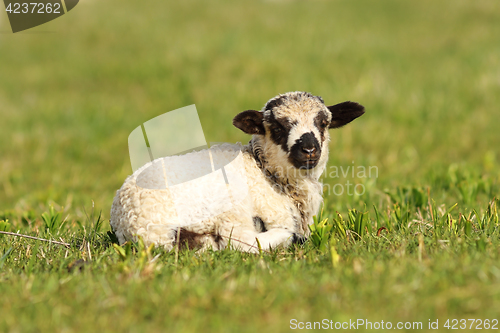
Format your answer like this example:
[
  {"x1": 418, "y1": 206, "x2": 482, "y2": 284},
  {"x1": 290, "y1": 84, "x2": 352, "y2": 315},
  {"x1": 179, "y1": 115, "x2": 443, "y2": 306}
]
[{"x1": 110, "y1": 91, "x2": 364, "y2": 252}]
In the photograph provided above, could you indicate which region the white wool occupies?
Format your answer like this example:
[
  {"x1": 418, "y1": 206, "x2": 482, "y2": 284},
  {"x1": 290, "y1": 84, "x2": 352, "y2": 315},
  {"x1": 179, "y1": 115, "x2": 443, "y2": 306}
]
[
  {"x1": 110, "y1": 92, "x2": 357, "y2": 253},
  {"x1": 110, "y1": 142, "x2": 320, "y2": 252}
]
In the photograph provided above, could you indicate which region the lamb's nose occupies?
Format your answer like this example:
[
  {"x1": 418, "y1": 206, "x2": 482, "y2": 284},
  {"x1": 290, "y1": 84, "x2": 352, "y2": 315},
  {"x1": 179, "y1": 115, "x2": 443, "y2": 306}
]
[{"x1": 302, "y1": 147, "x2": 316, "y2": 155}]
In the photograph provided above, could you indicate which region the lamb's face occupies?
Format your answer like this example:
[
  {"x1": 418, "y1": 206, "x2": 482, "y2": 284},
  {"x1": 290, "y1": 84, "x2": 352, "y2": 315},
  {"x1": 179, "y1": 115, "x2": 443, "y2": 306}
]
[
  {"x1": 262, "y1": 93, "x2": 331, "y2": 170},
  {"x1": 233, "y1": 91, "x2": 365, "y2": 172}
]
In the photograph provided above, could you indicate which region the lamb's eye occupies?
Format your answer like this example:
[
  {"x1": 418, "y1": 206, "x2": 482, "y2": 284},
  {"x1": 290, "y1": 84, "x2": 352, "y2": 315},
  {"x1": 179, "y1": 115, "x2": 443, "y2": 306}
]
[
  {"x1": 320, "y1": 121, "x2": 328, "y2": 129},
  {"x1": 273, "y1": 127, "x2": 283, "y2": 135}
]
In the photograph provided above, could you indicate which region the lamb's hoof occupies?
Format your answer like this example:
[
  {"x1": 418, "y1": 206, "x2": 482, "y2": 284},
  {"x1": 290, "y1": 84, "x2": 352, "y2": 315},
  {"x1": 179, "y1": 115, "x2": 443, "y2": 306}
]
[{"x1": 292, "y1": 233, "x2": 307, "y2": 245}]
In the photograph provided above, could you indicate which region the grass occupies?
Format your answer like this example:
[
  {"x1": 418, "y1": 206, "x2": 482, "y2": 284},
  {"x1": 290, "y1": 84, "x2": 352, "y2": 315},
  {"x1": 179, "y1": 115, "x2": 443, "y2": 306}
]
[{"x1": 1, "y1": 0, "x2": 500, "y2": 331}]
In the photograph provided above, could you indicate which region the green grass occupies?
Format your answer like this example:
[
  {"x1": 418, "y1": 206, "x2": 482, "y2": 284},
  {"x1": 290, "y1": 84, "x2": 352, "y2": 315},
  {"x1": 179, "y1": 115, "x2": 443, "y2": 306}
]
[{"x1": 1, "y1": 0, "x2": 499, "y2": 331}]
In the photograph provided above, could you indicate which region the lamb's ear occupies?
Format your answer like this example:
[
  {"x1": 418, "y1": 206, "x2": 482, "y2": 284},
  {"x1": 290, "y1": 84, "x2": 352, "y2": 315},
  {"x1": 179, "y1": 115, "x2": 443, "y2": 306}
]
[
  {"x1": 327, "y1": 101, "x2": 365, "y2": 129},
  {"x1": 233, "y1": 110, "x2": 265, "y2": 135}
]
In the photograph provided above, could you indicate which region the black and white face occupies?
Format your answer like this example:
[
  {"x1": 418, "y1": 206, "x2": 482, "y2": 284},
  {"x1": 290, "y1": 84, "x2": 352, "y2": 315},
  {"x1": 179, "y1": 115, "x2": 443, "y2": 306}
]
[
  {"x1": 233, "y1": 91, "x2": 365, "y2": 171},
  {"x1": 264, "y1": 100, "x2": 330, "y2": 170}
]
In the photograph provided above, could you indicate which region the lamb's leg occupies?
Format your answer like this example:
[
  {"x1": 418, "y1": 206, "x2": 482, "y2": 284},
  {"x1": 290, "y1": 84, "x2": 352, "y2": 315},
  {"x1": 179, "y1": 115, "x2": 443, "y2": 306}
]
[
  {"x1": 254, "y1": 228, "x2": 305, "y2": 250},
  {"x1": 220, "y1": 227, "x2": 303, "y2": 253}
]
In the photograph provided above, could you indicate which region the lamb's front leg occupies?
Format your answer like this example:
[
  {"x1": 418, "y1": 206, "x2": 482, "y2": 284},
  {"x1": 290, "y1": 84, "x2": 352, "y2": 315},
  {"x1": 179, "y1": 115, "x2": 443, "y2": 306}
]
[
  {"x1": 255, "y1": 228, "x2": 306, "y2": 250},
  {"x1": 220, "y1": 227, "x2": 304, "y2": 253}
]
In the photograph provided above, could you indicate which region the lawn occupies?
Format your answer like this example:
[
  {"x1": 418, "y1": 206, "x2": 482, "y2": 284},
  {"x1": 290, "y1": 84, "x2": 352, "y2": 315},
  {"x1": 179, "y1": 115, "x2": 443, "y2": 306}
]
[{"x1": 0, "y1": 0, "x2": 499, "y2": 331}]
